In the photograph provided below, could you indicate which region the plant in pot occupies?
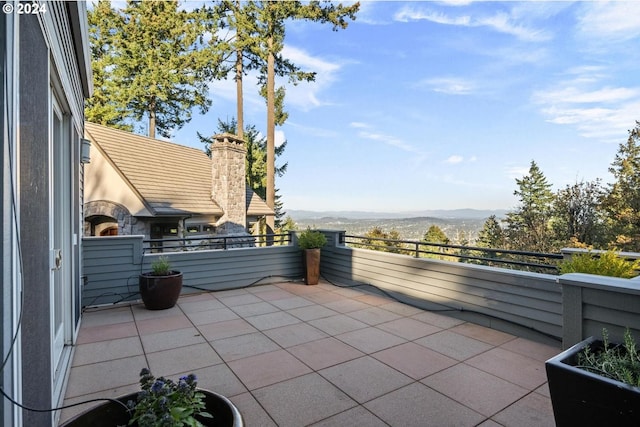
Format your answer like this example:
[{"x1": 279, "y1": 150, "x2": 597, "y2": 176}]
[
  {"x1": 545, "y1": 328, "x2": 640, "y2": 426},
  {"x1": 61, "y1": 368, "x2": 243, "y2": 427},
  {"x1": 298, "y1": 228, "x2": 327, "y2": 285},
  {"x1": 139, "y1": 256, "x2": 183, "y2": 310}
]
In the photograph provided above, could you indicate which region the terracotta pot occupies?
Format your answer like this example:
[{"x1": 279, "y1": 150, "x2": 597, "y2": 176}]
[
  {"x1": 139, "y1": 271, "x2": 183, "y2": 310},
  {"x1": 60, "y1": 389, "x2": 243, "y2": 427},
  {"x1": 303, "y1": 248, "x2": 321, "y2": 285}
]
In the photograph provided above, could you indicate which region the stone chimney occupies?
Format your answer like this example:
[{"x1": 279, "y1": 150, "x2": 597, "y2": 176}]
[{"x1": 211, "y1": 133, "x2": 247, "y2": 235}]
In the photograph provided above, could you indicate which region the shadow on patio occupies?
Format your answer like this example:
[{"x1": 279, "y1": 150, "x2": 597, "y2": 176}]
[{"x1": 59, "y1": 279, "x2": 559, "y2": 426}]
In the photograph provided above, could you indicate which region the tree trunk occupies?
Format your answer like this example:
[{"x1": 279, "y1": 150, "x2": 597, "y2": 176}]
[
  {"x1": 266, "y1": 36, "x2": 275, "y2": 242},
  {"x1": 235, "y1": 47, "x2": 244, "y2": 139},
  {"x1": 148, "y1": 99, "x2": 156, "y2": 139}
]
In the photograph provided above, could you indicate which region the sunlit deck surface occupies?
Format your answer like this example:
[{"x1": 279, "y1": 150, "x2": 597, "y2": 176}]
[{"x1": 60, "y1": 280, "x2": 560, "y2": 426}]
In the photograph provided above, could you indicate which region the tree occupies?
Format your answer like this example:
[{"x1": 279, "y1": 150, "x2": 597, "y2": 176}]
[
  {"x1": 359, "y1": 227, "x2": 408, "y2": 254},
  {"x1": 87, "y1": 0, "x2": 223, "y2": 138},
  {"x1": 477, "y1": 215, "x2": 505, "y2": 248},
  {"x1": 423, "y1": 225, "x2": 450, "y2": 244},
  {"x1": 504, "y1": 161, "x2": 555, "y2": 252},
  {"x1": 601, "y1": 122, "x2": 640, "y2": 251},
  {"x1": 254, "y1": 1, "x2": 360, "y2": 234},
  {"x1": 551, "y1": 180, "x2": 605, "y2": 248}
]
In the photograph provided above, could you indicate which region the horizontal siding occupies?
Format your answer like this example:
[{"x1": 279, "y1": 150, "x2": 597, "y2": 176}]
[
  {"x1": 82, "y1": 237, "x2": 302, "y2": 307},
  {"x1": 322, "y1": 243, "x2": 562, "y2": 340}
]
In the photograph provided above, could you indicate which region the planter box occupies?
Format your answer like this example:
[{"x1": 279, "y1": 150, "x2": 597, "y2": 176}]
[
  {"x1": 545, "y1": 336, "x2": 640, "y2": 426},
  {"x1": 61, "y1": 389, "x2": 243, "y2": 427}
]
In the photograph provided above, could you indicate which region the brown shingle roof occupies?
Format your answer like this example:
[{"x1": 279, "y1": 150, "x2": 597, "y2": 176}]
[{"x1": 85, "y1": 122, "x2": 273, "y2": 217}]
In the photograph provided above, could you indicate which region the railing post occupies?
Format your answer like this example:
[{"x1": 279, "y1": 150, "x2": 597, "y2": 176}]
[{"x1": 414, "y1": 242, "x2": 419, "y2": 258}]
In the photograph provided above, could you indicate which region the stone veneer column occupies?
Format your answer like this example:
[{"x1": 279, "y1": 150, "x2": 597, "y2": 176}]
[{"x1": 211, "y1": 133, "x2": 247, "y2": 234}]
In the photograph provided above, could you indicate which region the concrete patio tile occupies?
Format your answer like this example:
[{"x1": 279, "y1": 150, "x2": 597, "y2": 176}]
[
  {"x1": 288, "y1": 337, "x2": 365, "y2": 370},
  {"x1": 211, "y1": 332, "x2": 280, "y2": 362},
  {"x1": 79, "y1": 306, "x2": 134, "y2": 327},
  {"x1": 186, "y1": 307, "x2": 240, "y2": 326},
  {"x1": 217, "y1": 293, "x2": 264, "y2": 307},
  {"x1": 319, "y1": 356, "x2": 413, "y2": 404},
  {"x1": 131, "y1": 303, "x2": 183, "y2": 321},
  {"x1": 178, "y1": 296, "x2": 225, "y2": 313},
  {"x1": 372, "y1": 342, "x2": 457, "y2": 380},
  {"x1": 252, "y1": 373, "x2": 357, "y2": 427},
  {"x1": 303, "y1": 290, "x2": 345, "y2": 304},
  {"x1": 64, "y1": 354, "x2": 147, "y2": 398},
  {"x1": 377, "y1": 317, "x2": 442, "y2": 340},
  {"x1": 308, "y1": 314, "x2": 368, "y2": 336},
  {"x1": 71, "y1": 336, "x2": 143, "y2": 367},
  {"x1": 323, "y1": 298, "x2": 372, "y2": 313},
  {"x1": 135, "y1": 313, "x2": 192, "y2": 335},
  {"x1": 450, "y1": 322, "x2": 516, "y2": 346},
  {"x1": 146, "y1": 342, "x2": 222, "y2": 376},
  {"x1": 335, "y1": 327, "x2": 407, "y2": 354},
  {"x1": 331, "y1": 287, "x2": 368, "y2": 298},
  {"x1": 276, "y1": 282, "x2": 325, "y2": 295},
  {"x1": 76, "y1": 321, "x2": 138, "y2": 345},
  {"x1": 197, "y1": 318, "x2": 258, "y2": 341},
  {"x1": 500, "y1": 337, "x2": 561, "y2": 362},
  {"x1": 269, "y1": 296, "x2": 316, "y2": 310},
  {"x1": 229, "y1": 392, "x2": 277, "y2": 427},
  {"x1": 411, "y1": 311, "x2": 465, "y2": 329},
  {"x1": 244, "y1": 311, "x2": 301, "y2": 330},
  {"x1": 477, "y1": 420, "x2": 503, "y2": 427},
  {"x1": 422, "y1": 363, "x2": 529, "y2": 417},
  {"x1": 309, "y1": 406, "x2": 388, "y2": 427},
  {"x1": 228, "y1": 301, "x2": 280, "y2": 317},
  {"x1": 415, "y1": 330, "x2": 493, "y2": 361},
  {"x1": 535, "y1": 382, "x2": 550, "y2": 398},
  {"x1": 466, "y1": 347, "x2": 548, "y2": 390},
  {"x1": 228, "y1": 349, "x2": 312, "y2": 390},
  {"x1": 178, "y1": 364, "x2": 247, "y2": 398},
  {"x1": 139, "y1": 327, "x2": 206, "y2": 353},
  {"x1": 252, "y1": 289, "x2": 297, "y2": 301},
  {"x1": 379, "y1": 301, "x2": 424, "y2": 316},
  {"x1": 346, "y1": 306, "x2": 403, "y2": 325},
  {"x1": 287, "y1": 304, "x2": 339, "y2": 321},
  {"x1": 246, "y1": 283, "x2": 282, "y2": 293},
  {"x1": 491, "y1": 391, "x2": 555, "y2": 427},
  {"x1": 364, "y1": 382, "x2": 485, "y2": 427},
  {"x1": 353, "y1": 292, "x2": 393, "y2": 306},
  {"x1": 264, "y1": 322, "x2": 328, "y2": 348}
]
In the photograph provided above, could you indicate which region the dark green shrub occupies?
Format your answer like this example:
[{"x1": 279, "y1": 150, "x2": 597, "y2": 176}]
[
  {"x1": 298, "y1": 228, "x2": 327, "y2": 249},
  {"x1": 558, "y1": 251, "x2": 639, "y2": 278}
]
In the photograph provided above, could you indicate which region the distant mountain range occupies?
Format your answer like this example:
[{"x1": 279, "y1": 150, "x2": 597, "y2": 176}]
[{"x1": 288, "y1": 208, "x2": 509, "y2": 220}]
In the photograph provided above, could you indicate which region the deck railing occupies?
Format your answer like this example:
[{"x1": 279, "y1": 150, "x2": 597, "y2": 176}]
[{"x1": 143, "y1": 233, "x2": 292, "y2": 253}]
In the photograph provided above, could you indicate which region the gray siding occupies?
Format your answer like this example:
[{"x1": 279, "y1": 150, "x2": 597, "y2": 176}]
[
  {"x1": 559, "y1": 273, "x2": 640, "y2": 348},
  {"x1": 83, "y1": 237, "x2": 303, "y2": 307},
  {"x1": 320, "y1": 231, "x2": 562, "y2": 341}
]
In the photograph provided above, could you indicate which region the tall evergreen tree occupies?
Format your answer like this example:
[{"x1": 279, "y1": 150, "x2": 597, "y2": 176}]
[
  {"x1": 87, "y1": 0, "x2": 223, "y2": 138},
  {"x1": 552, "y1": 179, "x2": 605, "y2": 248},
  {"x1": 477, "y1": 215, "x2": 505, "y2": 248},
  {"x1": 423, "y1": 225, "x2": 450, "y2": 244},
  {"x1": 505, "y1": 160, "x2": 555, "y2": 252},
  {"x1": 601, "y1": 122, "x2": 640, "y2": 251}
]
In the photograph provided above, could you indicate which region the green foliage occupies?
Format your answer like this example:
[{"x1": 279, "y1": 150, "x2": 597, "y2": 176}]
[
  {"x1": 298, "y1": 228, "x2": 327, "y2": 249},
  {"x1": 151, "y1": 256, "x2": 172, "y2": 276},
  {"x1": 476, "y1": 215, "x2": 505, "y2": 249},
  {"x1": 505, "y1": 160, "x2": 556, "y2": 252},
  {"x1": 357, "y1": 227, "x2": 409, "y2": 255},
  {"x1": 423, "y1": 225, "x2": 450, "y2": 244},
  {"x1": 128, "y1": 368, "x2": 212, "y2": 427},
  {"x1": 558, "y1": 251, "x2": 639, "y2": 278},
  {"x1": 552, "y1": 179, "x2": 605, "y2": 248},
  {"x1": 87, "y1": 0, "x2": 223, "y2": 138},
  {"x1": 601, "y1": 122, "x2": 640, "y2": 251},
  {"x1": 578, "y1": 329, "x2": 640, "y2": 388}
]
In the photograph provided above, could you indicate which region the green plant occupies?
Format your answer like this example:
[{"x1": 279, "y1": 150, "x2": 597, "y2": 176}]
[
  {"x1": 578, "y1": 329, "x2": 640, "y2": 388},
  {"x1": 558, "y1": 251, "x2": 640, "y2": 278},
  {"x1": 298, "y1": 228, "x2": 327, "y2": 249},
  {"x1": 151, "y1": 256, "x2": 172, "y2": 275},
  {"x1": 128, "y1": 368, "x2": 212, "y2": 427}
]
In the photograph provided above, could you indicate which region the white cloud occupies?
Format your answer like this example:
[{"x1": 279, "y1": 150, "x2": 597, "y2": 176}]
[
  {"x1": 349, "y1": 122, "x2": 370, "y2": 129},
  {"x1": 446, "y1": 155, "x2": 464, "y2": 164},
  {"x1": 394, "y1": 5, "x2": 551, "y2": 42},
  {"x1": 577, "y1": 1, "x2": 640, "y2": 42},
  {"x1": 419, "y1": 77, "x2": 476, "y2": 95},
  {"x1": 505, "y1": 166, "x2": 530, "y2": 180}
]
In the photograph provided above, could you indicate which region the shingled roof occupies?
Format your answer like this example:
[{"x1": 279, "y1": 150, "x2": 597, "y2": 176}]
[{"x1": 85, "y1": 122, "x2": 273, "y2": 217}]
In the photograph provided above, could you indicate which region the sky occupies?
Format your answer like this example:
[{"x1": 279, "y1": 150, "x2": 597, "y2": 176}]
[{"x1": 167, "y1": 1, "x2": 640, "y2": 213}]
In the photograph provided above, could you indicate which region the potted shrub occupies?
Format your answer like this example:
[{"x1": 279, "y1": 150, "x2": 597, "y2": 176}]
[
  {"x1": 545, "y1": 328, "x2": 640, "y2": 426},
  {"x1": 61, "y1": 368, "x2": 243, "y2": 427},
  {"x1": 298, "y1": 228, "x2": 327, "y2": 285},
  {"x1": 139, "y1": 256, "x2": 183, "y2": 310}
]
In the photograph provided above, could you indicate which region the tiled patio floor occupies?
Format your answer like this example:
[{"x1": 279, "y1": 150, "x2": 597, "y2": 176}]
[{"x1": 59, "y1": 279, "x2": 560, "y2": 426}]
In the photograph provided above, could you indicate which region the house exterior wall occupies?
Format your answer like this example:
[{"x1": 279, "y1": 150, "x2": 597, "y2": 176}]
[{"x1": 1, "y1": 3, "x2": 91, "y2": 426}]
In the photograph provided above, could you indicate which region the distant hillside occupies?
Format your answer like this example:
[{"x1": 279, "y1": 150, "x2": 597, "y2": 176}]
[{"x1": 288, "y1": 209, "x2": 509, "y2": 242}]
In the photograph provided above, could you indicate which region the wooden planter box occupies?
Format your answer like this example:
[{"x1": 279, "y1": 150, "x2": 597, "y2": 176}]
[{"x1": 545, "y1": 336, "x2": 640, "y2": 427}]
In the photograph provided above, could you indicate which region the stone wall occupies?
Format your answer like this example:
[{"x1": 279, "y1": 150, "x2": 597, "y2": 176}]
[{"x1": 211, "y1": 133, "x2": 247, "y2": 234}]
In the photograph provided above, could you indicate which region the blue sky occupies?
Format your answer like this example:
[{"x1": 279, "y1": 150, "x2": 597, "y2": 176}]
[{"x1": 169, "y1": 1, "x2": 640, "y2": 213}]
